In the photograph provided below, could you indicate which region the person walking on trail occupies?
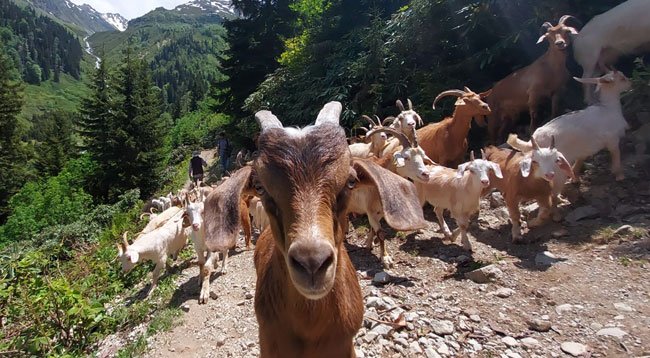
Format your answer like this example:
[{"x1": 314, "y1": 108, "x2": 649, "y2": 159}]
[
  {"x1": 217, "y1": 131, "x2": 232, "y2": 174},
  {"x1": 189, "y1": 151, "x2": 208, "y2": 188}
]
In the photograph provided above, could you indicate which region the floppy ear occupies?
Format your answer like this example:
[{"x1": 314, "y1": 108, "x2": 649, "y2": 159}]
[
  {"x1": 556, "y1": 153, "x2": 576, "y2": 180},
  {"x1": 203, "y1": 166, "x2": 253, "y2": 252},
  {"x1": 520, "y1": 157, "x2": 532, "y2": 177},
  {"x1": 352, "y1": 159, "x2": 427, "y2": 231},
  {"x1": 479, "y1": 89, "x2": 491, "y2": 100},
  {"x1": 116, "y1": 243, "x2": 124, "y2": 256},
  {"x1": 181, "y1": 212, "x2": 191, "y2": 228},
  {"x1": 567, "y1": 26, "x2": 578, "y2": 35},
  {"x1": 491, "y1": 162, "x2": 504, "y2": 179},
  {"x1": 393, "y1": 152, "x2": 406, "y2": 168},
  {"x1": 536, "y1": 34, "x2": 547, "y2": 44},
  {"x1": 456, "y1": 163, "x2": 470, "y2": 178},
  {"x1": 128, "y1": 251, "x2": 139, "y2": 264},
  {"x1": 573, "y1": 76, "x2": 599, "y2": 85}
]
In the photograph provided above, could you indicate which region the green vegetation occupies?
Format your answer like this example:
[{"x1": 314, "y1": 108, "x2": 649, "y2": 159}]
[{"x1": 19, "y1": 73, "x2": 88, "y2": 122}]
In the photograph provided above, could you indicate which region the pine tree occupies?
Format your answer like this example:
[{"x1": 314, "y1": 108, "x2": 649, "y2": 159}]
[
  {"x1": 77, "y1": 53, "x2": 115, "y2": 199},
  {"x1": 0, "y1": 48, "x2": 26, "y2": 221}
]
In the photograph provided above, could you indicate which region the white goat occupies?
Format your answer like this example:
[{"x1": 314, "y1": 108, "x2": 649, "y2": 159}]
[
  {"x1": 180, "y1": 200, "x2": 213, "y2": 304},
  {"x1": 573, "y1": 0, "x2": 650, "y2": 103},
  {"x1": 117, "y1": 210, "x2": 190, "y2": 297},
  {"x1": 508, "y1": 70, "x2": 631, "y2": 203},
  {"x1": 248, "y1": 196, "x2": 269, "y2": 232},
  {"x1": 382, "y1": 99, "x2": 424, "y2": 155},
  {"x1": 349, "y1": 115, "x2": 389, "y2": 158},
  {"x1": 139, "y1": 206, "x2": 183, "y2": 236},
  {"x1": 407, "y1": 151, "x2": 502, "y2": 251}
]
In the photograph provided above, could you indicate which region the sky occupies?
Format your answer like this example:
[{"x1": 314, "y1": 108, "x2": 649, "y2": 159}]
[{"x1": 69, "y1": 0, "x2": 188, "y2": 19}]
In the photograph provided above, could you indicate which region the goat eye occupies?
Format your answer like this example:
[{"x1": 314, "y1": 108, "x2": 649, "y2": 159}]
[
  {"x1": 254, "y1": 182, "x2": 265, "y2": 195},
  {"x1": 346, "y1": 178, "x2": 356, "y2": 189}
]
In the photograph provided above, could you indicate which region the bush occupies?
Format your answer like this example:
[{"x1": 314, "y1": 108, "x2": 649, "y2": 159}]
[{"x1": 167, "y1": 111, "x2": 230, "y2": 150}]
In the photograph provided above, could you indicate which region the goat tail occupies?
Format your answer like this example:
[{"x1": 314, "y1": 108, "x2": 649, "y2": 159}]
[{"x1": 507, "y1": 134, "x2": 534, "y2": 153}]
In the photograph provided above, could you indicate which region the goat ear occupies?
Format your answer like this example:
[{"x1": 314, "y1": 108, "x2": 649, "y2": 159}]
[
  {"x1": 455, "y1": 98, "x2": 465, "y2": 106},
  {"x1": 203, "y1": 166, "x2": 254, "y2": 252},
  {"x1": 536, "y1": 34, "x2": 547, "y2": 44},
  {"x1": 128, "y1": 251, "x2": 139, "y2": 264},
  {"x1": 116, "y1": 243, "x2": 124, "y2": 256},
  {"x1": 393, "y1": 152, "x2": 406, "y2": 168},
  {"x1": 520, "y1": 157, "x2": 532, "y2": 177},
  {"x1": 567, "y1": 26, "x2": 578, "y2": 35},
  {"x1": 315, "y1": 101, "x2": 342, "y2": 126},
  {"x1": 491, "y1": 162, "x2": 504, "y2": 179},
  {"x1": 352, "y1": 159, "x2": 427, "y2": 231},
  {"x1": 396, "y1": 99, "x2": 405, "y2": 112},
  {"x1": 573, "y1": 76, "x2": 599, "y2": 85},
  {"x1": 456, "y1": 163, "x2": 469, "y2": 178},
  {"x1": 181, "y1": 213, "x2": 191, "y2": 227},
  {"x1": 556, "y1": 153, "x2": 576, "y2": 180},
  {"x1": 479, "y1": 89, "x2": 491, "y2": 99}
]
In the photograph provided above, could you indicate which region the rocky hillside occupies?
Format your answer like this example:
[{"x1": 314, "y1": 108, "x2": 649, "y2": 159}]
[{"x1": 18, "y1": 0, "x2": 123, "y2": 34}]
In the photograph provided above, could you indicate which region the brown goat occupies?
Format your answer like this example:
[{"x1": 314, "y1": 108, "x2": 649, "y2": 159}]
[
  {"x1": 482, "y1": 16, "x2": 580, "y2": 143},
  {"x1": 204, "y1": 102, "x2": 426, "y2": 357},
  {"x1": 483, "y1": 142, "x2": 573, "y2": 242},
  {"x1": 417, "y1": 87, "x2": 491, "y2": 168}
]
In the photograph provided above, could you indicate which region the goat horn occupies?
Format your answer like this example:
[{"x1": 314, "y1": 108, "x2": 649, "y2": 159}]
[
  {"x1": 139, "y1": 213, "x2": 150, "y2": 221},
  {"x1": 530, "y1": 136, "x2": 540, "y2": 150},
  {"x1": 410, "y1": 126, "x2": 419, "y2": 148},
  {"x1": 407, "y1": 98, "x2": 413, "y2": 110},
  {"x1": 315, "y1": 101, "x2": 342, "y2": 126},
  {"x1": 432, "y1": 90, "x2": 465, "y2": 109},
  {"x1": 357, "y1": 126, "x2": 369, "y2": 133},
  {"x1": 255, "y1": 110, "x2": 283, "y2": 131},
  {"x1": 550, "y1": 135, "x2": 556, "y2": 149},
  {"x1": 470, "y1": 150, "x2": 475, "y2": 161},
  {"x1": 481, "y1": 148, "x2": 486, "y2": 159},
  {"x1": 396, "y1": 99, "x2": 405, "y2": 112},
  {"x1": 463, "y1": 86, "x2": 472, "y2": 93},
  {"x1": 122, "y1": 232, "x2": 130, "y2": 247},
  {"x1": 374, "y1": 115, "x2": 383, "y2": 127},
  {"x1": 382, "y1": 116, "x2": 396, "y2": 126},
  {"x1": 558, "y1": 15, "x2": 579, "y2": 26},
  {"x1": 366, "y1": 127, "x2": 412, "y2": 149},
  {"x1": 361, "y1": 115, "x2": 379, "y2": 127}
]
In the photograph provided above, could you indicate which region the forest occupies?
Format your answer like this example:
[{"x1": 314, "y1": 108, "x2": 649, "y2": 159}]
[{"x1": 1, "y1": 0, "x2": 649, "y2": 356}]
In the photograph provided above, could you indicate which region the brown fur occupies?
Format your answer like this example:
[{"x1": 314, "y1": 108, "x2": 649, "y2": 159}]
[
  {"x1": 206, "y1": 106, "x2": 427, "y2": 356},
  {"x1": 239, "y1": 198, "x2": 252, "y2": 249},
  {"x1": 483, "y1": 146, "x2": 553, "y2": 241},
  {"x1": 418, "y1": 92, "x2": 490, "y2": 168},
  {"x1": 483, "y1": 20, "x2": 577, "y2": 143}
]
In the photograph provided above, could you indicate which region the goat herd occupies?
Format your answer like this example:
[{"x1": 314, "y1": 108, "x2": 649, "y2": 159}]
[{"x1": 115, "y1": 2, "x2": 649, "y2": 357}]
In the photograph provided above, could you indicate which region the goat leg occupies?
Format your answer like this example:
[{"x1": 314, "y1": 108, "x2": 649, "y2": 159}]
[
  {"x1": 608, "y1": 142, "x2": 625, "y2": 181},
  {"x1": 147, "y1": 260, "x2": 164, "y2": 298},
  {"x1": 506, "y1": 200, "x2": 524, "y2": 243},
  {"x1": 434, "y1": 207, "x2": 452, "y2": 239},
  {"x1": 199, "y1": 252, "x2": 214, "y2": 304},
  {"x1": 220, "y1": 249, "x2": 230, "y2": 274},
  {"x1": 378, "y1": 229, "x2": 393, "y2": 268}
]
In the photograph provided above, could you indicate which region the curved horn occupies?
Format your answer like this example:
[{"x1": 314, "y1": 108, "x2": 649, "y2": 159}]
[
  {"x1": 122, "y1": 232, "x2": 129, "y2": 247},
  {"x1": 407, "y1": 98, "x2": 413, "y2": 110},
  {"x1": 396, "y1": 99, "x2": 405, "y2": 112},
  {"x1": 463, "y1": 86, "x2": 472, "y2": 93},
  {"x1": 432, "y1": 90, "x2": 465, "y2": 109},
  {"x1": 139, "y1": 213, "x2": 151, "y2": 221},
  {"x1": 550, "y1": 135, "x2": 556, "y2": 149},
  {"x1": 530, "y1": 136, "x2": 540, "y2": 151},
  {"x1": 361, "y1": 115, "x2": 380, "y2": 127},
  {"x1": 255, "y1": 110, "x2": 282, "y2": 132},
  {"x1": 540, "y1": 21, "x2": 552, "y2": 32},
  {"x1": 469, "y1": 150, "x2": 475, "y2": 161},
  {"x1": 366, "y1": 127, "x2": 412, "y2": 149},
  {"x1": 558, "y1": 15, "x2": 579, "y2": 26},
  {"x1": 481, "y1": 148, "x2": 486, "y2": 159},
  {"x1": 382, "y1": 116, "x2": 396, "y2": 126}
]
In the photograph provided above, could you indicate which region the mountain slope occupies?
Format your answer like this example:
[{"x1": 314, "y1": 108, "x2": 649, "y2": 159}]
[
  {"x1": 101, "y1": 12, "x2": 128, "y2": 32},
  {"x1": 20, "y1": 0, "x2": 122, "y2": 34},
  {"x1": 174, "y1": 0, "x2": 237, "y2": 19}
]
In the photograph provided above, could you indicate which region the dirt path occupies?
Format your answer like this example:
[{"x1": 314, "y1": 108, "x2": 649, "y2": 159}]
[{"x1": 130, "y1": 145, "x2": 649, "y2": 358}]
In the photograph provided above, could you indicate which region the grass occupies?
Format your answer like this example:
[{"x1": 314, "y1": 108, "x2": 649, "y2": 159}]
[
  {"x1": 19, "y1": 73, "x2": 88, "y2": 122},
  {"x1": 593, "y1": 225, "x2": 649, "y2": 244}
]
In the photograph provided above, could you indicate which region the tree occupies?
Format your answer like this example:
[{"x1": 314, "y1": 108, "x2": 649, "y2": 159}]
[
  {"x1": 77, "y1": 53, "x2": 115, "y2": 199},
  {"x1": 0, "y1": 47, "x2": 26, "y2": 221},
  {"x1": 30, "y1": 110, "x2": 76, "y2": 177}
]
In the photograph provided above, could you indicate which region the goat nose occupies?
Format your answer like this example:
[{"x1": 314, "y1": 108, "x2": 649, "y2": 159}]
[
  {"x1": 192, "y1": 223, "x2": 200, "y2": 231},
  {"x1": 545, "y1": 172, "x2": 555, "y2": 180},
  {"x1": 288, "y1": 241, "x2": 335, "y2": 278},
  {"x1": 481, "y1": 179, "x2": 490, "y2": 186},
  {"x1": 420, "y1": 171, "x2": 430, "y2": 180}
]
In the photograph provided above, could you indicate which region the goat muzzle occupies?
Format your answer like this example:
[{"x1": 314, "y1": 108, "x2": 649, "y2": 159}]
[{"x1": 287, "y1": 240, "x2": 337, "y2": 300}]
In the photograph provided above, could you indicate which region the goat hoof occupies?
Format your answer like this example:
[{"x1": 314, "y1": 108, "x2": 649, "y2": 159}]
[{"x1": 382, "y1": 256, "x2": 394, "y2": 269}]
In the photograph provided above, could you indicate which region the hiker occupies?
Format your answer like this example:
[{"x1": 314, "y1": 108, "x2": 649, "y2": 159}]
[
  {"x1": 216, "y1": 131, "x2": 232, "y2": 174},
  {"x1": 189, "y1": 150, "x2": 208, "y2": 187}
]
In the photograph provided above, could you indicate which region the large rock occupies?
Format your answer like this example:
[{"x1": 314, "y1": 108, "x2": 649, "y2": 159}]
[
  {"x1": 431, "y1": 320, "x2": 455, "y2": 336},
  {"x1": 596, "y1": 327, "x2": 628, "y2": 339},
  {"x1": 465, "y1": 265, "x2": 503, "y2": 284},
  {"x1": 565, "y1": 206, "x2": 599, "y2": 223},
  {"x1": 560, "y1": 342, "x2": 587, "y2": 356}
]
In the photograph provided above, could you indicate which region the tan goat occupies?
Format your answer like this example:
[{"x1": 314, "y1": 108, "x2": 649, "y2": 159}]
[{"x1": 483, "y1": 16, "x2": 580, "y2": 143}]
